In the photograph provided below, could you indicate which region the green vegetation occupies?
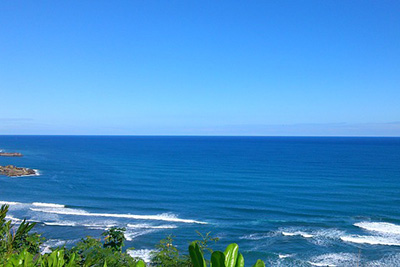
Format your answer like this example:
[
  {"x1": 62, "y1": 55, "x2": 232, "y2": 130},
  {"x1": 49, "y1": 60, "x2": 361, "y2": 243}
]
[
  {"x1": 0, "y1": 204, "x2": 265, "y2": 266},
  {"x1": 189, "y1": 242, "x2": 265, "y2": 267}
]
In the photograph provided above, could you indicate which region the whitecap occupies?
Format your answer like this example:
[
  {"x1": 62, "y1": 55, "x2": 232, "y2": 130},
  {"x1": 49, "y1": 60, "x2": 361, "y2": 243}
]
[
  {"x1": 127, "y1": 223, "x2": 177, "y2": 229},
  {"x1": 308, "y1": 262, "x2": 337, "y2": 267},
  {"x1": 44, "y1": 221, "x2": 76, "y2": 227},
  {"x1": 239, "y1": 233, "x2": 272, "y2": 240},
  {"x1": 33, "y1": 202, "x2": 65, "y2": 208},
  {"x1": 282, "y1": 231, "x2": 313, "y2": 238},
  {"x1": 366, "y1": 253, "x2": 400, "y2": 266},
  {"x1": 5, "y1": 215, "x2": 22, "y2": 223},
  {"x1": 355, "y1": 222, "x2": 400, "y2": 235},
  {"x1": 43, "y1": 219, "x2": 117, "y2": 229},
  {"x1": 30, "y1": 207, "x2": 206, "y2": 224},
  {"x1": 278, "y1": 254, "x2": 292, "y2": 259},
  {"x1": 40, "y1": 239, "x2": 67, "y2": 255},
  {"x1": 308, "y1": 229, "x2": 346, "y2": 246},
  {"x1": 308, "y1": 253, "x2": 359, "y2": 267},
  {"x1": 340, "y1": 235, "x2": 400, "y2": 246},
  {"x1": 127, "y1": 249, "x2": 154, "y2": 262},
  {"x1": 0, "y1": 201, "x2": 23, "y2": 206},
  {"x1": 124, "y1": 229, "x2": 156, "y2": 241}
]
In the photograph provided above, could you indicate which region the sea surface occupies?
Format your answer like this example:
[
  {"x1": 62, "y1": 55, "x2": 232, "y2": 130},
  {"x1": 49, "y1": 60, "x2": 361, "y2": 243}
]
[{"x1": 1, "y1": 136, "x2": 400, "y2": 266}]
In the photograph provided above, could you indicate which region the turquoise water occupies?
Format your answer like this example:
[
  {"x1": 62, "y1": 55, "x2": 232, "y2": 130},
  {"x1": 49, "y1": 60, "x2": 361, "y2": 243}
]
[{"x1": 1, "y1": 136, "x2": 400, "y2": 266}]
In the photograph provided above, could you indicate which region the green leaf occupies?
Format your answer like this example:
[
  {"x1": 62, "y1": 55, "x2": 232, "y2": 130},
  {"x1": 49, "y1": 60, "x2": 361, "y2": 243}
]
[
  {"x1": 65, "y1": 253, "x2": 77, "y2": 267},
  {"x1": 211, "y1": 251, "x2": 225, "y2": 267},
  {"x1": 224, "y1": 243, "x2": 239, "y2": 267},
  {"x1": 252, "y1": 259, "x2": 265, "y2": 267},
  {"x1": 235, "y1": 253, "x2": 244, "y2": 267},
  {"x1": 136, "y1": 260, "x2": 146, "y2": 267},
  {"x1": 189, "y1": 241, "x2": 206, "y2": 267}
]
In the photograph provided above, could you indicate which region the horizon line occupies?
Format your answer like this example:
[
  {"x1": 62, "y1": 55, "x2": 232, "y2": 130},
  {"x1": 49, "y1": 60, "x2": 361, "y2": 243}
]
[{"x1": 0, "y1": 134, "x2": 399, "y2": 138}]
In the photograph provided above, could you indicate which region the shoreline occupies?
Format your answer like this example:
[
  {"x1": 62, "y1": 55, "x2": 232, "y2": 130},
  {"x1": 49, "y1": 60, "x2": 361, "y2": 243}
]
[
  {"x1": 0, "y1": 165, "x2": 38, "y2": 177},
  {"x1": 0, "y1": 152, "x2": 23, "y2": 157}
]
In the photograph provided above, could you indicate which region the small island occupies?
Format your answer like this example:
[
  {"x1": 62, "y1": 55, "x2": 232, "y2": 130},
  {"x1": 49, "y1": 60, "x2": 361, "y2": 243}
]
[
  {"x1": 0, "y1": 152, "x2": 23, "y2": 157},
  {"x1": 0, "y1": 165, "x2": 36, "y2": 177}
]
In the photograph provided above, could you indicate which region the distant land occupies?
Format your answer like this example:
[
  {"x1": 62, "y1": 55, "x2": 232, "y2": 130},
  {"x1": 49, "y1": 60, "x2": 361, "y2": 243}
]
[
  {"x1": 0, "y1": 165, "x2": 36, "y2": 177},
  {"x1": 0, "y1": 152, "x2": 23, "y2": 157}
]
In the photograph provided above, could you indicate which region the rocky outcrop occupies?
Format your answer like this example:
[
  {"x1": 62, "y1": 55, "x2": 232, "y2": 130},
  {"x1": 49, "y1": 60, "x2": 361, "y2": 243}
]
[
  {"x1": 0, "y1": 152, "x2": 23, "y2": 157},
  {"x1": 0, "y1": 165, "x2": 36, "y2": 177}
]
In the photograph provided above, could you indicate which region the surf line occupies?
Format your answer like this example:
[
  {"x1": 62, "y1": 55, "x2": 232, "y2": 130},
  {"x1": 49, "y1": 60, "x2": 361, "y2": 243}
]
[{"x1": 30, "y1": 208, "x2": 207, "y2": 224}]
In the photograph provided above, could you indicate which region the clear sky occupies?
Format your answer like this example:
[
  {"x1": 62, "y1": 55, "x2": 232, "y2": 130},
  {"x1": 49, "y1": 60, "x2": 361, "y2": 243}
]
[{"x1": 0, "y1": 1, "x2": 399, "y2": 136}]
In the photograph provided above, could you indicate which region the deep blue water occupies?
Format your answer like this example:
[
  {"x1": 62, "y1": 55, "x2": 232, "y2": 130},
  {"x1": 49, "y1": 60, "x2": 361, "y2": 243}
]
[{"x1": 1, "y1": 136, "x2": 400, "y2": 266}]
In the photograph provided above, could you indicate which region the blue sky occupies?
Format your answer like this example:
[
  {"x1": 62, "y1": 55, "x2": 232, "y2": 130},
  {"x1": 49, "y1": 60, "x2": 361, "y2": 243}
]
[{"x1": 0, "y1": 1, "x2": 399, "y2": 136}]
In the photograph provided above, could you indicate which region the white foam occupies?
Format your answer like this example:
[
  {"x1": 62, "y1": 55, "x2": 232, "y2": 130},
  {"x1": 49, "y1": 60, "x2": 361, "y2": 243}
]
[
  {"x1": 30, "y1": 207, "x2": 206, "y2": 224},
  {"x1": 16, "y1": 169, "x2": 41, "y2": 177},
  {"x1": 44, "y1": 221, "x2": 76, "y2": 227},
  {"x1": 5, "y1": 215, "x2": 22, "y2": 222},
  {"x1": 309, "y1": 262, "x2": 336, "y2": 267},
  {"x1": 239, "y1": 233, "x2": 272, "y2": 240},
  {"x1": 282, "y1": 231, "x2": 313, "y2": 238},
  {"x1": 127, "y1": 223, "x2": 177, "y2": 229},
  {"x1": 125, "y1": 229, "x2": 156, "y2": 241},
  {"x1": 33, "y1": 202, "x2": 65, "y2": 208},
  {"x1": 0, "y1": 201, "x2": 23, "y2": 206},
  {"x1": 278, "y1": 254, "x2": 292, "y2": 259},
  {"x1": 308, "y1": 253, "x2": 358, "y2": 267},
  {"x1": 40, "y1": 239, "x2": 67, "y2": 255},
  {"x1": 83, "y1": 223, "x2": 116, "y2": 230},
  {"x1": 366, "y1": 253, "x2": 400, "y2": 267},
  {"x1": 309, "y1": 229, "x2": 346, "y2": 247},
  {"x1": 43, "y1": 219, "x2": 117, "y2": 229},
  {"x1": 340, "y1": 235, "x2": 400, "y2": 246},
  {"x1": 127, "y1": 249, "x2": 154, "y2": 262},
  {"x1": 355, "y1": 222, "x2": 400, "y2": 235}
]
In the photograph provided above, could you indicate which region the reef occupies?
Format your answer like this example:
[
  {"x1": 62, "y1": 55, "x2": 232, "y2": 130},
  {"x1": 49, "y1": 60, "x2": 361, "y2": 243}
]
[
  {"x1": 0, "y1": 152, "x2": 23, "y2": 157},
  {"x1": 0, "y1": 165, "x2": 36, "y2": 177}
]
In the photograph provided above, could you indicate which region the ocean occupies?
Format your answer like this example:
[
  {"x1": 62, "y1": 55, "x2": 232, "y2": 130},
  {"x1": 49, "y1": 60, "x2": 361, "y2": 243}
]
[{"x1": 0, "y1": 136, "x2": 400, "y2": 266}]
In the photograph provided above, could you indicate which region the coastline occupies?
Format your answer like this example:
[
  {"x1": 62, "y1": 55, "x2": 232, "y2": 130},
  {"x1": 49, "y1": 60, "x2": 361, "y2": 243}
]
[
  {"x1": 0, "y1": 165, "x2": 38, "y2": 177},
  {"x1": 1, "y1": 136, "x2": 400, "y2": 266}
]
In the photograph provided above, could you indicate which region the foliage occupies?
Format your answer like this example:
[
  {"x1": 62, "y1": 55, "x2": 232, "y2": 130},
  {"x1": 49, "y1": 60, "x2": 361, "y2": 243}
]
[
  {"x1": 150, "y1": 235, "x2": 191, "y2": 266},
  {"x1": 0, "y1": 205, "x2": 44, "y2": 265},
  {"x1": 0, "y1": 205, "x2": 144, "y2": 267},
  {"x1": 3, "y1": 248, "x2": 77, "y2": 267},
  {"x1": 193, "y1": 231, "x2": 219, "y2": 254},
  {"x1": 102, "y1": 227, "x2": 126, "y2": 252},
  {"x1": 189, "y1": 242, "x2": 265, "y2": 267},
  {"x1": 0, "y1": 204, "x2": 264, "y2": 267},
  {"x1": 4, "y1": 249, "x2": 34, "y2": 267},
  {"x1": 189, "y1": 242, "x2": 205, "y2": 267},
  {"x1": 69, "y1": 234, "x2": 138, "y2": 266}
]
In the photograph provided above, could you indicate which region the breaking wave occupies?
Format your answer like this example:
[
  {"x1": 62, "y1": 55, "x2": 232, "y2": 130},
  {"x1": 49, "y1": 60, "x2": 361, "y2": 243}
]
[
  {"x1": 355, "y1": 222, "x2": 400, "y2": 235},
  {"x1": 278, "y1": 254, "x2": 292, "y2": 259},
  {"x1": 124, "y1": 229, "x2": 157, "y2": 241},
  {"x1": 308, "y1": 253, "x2": 359, "y2": 267},
  {"x1": 127, "y1": 223, "x2": 177, "y2": 229},
  {"x1": 30, "y1": 207, "x2": 206, "y2": 224},
  {"x1": 127, "y1": 249, "x2": 155, "y2": 263},
  {"x1": 340, "y1": 235, "x2": 400, "y2": 246},
  {"x1": 282, "y1": 231, "x2": 313, "y2": 238},
  {"x1": 0, "y1": 201, "x2": 23, "y2": 206},
  {"x1": 33, "y1": 202, "x2": 65, "y2": 208},
  {"x1": 1, "y1": 199, "x2": 205, "y2": 231}
]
